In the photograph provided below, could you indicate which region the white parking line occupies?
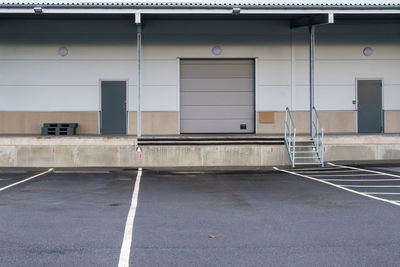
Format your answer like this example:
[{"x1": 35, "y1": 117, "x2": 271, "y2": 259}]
[
  {"x1": 364, "y1": 192, "x2": 400, "y2": 195},
  {"x1": 292, "y1": 167, "x2": 342, "y2": 171},
  {"x1": 312, "y1": 173, "x2": 378, "y2": 177},
  {"x1": 295, "y1": 170, "x2": 360, "y2": 174},
  {"x1": 323, "y1": 178, "x2": 400, "y2": 182},
  {"x1": 0, "y1": 168, "x2": 54, "y2": 192},
  {"x1": 339, "y1": 185, "x2": 400, "y2": 188},
  {"x1": 273, "y1": 166, "x2": 400, "y2": 207},
  {"x1": 328, "y1": 163, "x2": 400, "y2": 178},
  {"x1": 118, "y1": 168, "x2": 142, "y2": 267}
]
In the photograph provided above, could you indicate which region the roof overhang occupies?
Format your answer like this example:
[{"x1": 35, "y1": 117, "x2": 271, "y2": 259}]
[
  {"x1": 1, "y1": 7, "x2": 400, "y2": 16},
  {"x1": 1, "y1": 0, "x2": 400, "y2": 15},
  {"x1": 0, "y1": 1, "x2": 399, "y2": 21}
]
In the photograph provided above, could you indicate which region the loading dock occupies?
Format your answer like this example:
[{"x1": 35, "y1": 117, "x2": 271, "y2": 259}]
[
  {"x1": 0, "y1": 1, "x2": 399, "y2": 167},
  {"x1": 180, "y1": 59, "x2": 255, "y2": 133}
]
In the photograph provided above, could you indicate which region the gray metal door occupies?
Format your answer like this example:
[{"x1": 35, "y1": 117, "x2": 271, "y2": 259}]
[
  {"x1": 357, "y1": 80, "x2": 382, "y2": 133},
  {"x1": 101, "y1": 81, "x2": 126, "y2": 134},
  {"x1": 180, "y1": 59, "x2": 254, "y2": 133}
]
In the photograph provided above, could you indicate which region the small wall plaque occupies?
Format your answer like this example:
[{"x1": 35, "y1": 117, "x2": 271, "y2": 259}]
[{"x1": 259, "y1": 112, "x2": 274, "y2": 123}]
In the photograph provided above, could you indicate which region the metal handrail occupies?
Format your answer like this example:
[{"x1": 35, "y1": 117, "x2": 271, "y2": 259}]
[
  {"x1": 311, "y1": 106, "x2": 324, "y2": 167},
  {"x1": 285, "y1": 107, "x2": 296, "y2": 168}
]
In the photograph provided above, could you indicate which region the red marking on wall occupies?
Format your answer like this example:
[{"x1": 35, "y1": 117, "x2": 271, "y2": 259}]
[
  {"x1": 270, "y1": 147, "x2": 274, "y2": 152},
  {"x1": 324, "y1": 147, "x2": 326, "y2": 152},
  {"x1": 53, "y1": 147, "x2": 55, "y2": 153},
  {"x1": 140, "y1": 154, "x2": 142, "y2": 159}
]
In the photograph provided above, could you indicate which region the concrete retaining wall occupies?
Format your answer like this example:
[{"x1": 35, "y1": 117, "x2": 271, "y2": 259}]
[
  {"x1": 0, "y1": 137, "x2": 137, "y2": 167},
  {"x1": 324, "y1": 136, "x2": 400, "y2": 162},
  {"x1": 0, "y1": 136, "x2": 399, "y2": 167}
]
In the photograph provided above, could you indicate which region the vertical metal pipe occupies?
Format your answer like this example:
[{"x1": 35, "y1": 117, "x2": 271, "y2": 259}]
[
  {"x1": 309, "y1": 25, "x2": 315, "y2": 137},
  {"x1": 290, "y1": 30, "x2": 296, "y2": 110},
  {"x1": 137, "y1": 24, "x2": 142, "y2": 138}
]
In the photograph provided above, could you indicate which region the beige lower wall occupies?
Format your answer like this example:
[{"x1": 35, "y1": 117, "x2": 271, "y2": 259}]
[
  {"x1": 385, "y1": 111, "x2": 400, "y2": 133},
  {"x1": 319, "y1": 111, "x2": 357, "y2": 134},
  {"x1": 257, "y1": 111, "x2": 357, "y2": 135},
  {"x1": 129, "y1": 111, "x2": 179, "y2": 135},
  {"x1": 0, "y1": 112, "x2": 99, "y2": 135},
  {"x1": 3, "y1": 110, "x2": 397, "y2": 136}
]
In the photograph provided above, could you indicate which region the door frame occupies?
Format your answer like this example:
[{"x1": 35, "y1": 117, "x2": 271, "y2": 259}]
[
  {"x1": 177, "y1": 57, "x2": 256, "y2": 134},
  {"x1": 99, "y1": 79, "x2": 129, "y2": 135},
  {"x1": 355, "y1": 78, "x2": 384, "y2": 133}
]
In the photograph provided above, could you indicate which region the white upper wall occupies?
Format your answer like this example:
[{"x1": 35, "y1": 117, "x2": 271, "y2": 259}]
[
  {"x1": 293, "y1": 24, "x2": 400, "y2": 111},
  {"x1": 0, "y1": 19, "x2": 399, "y2": 112},
  {"x1": 0, "y1": 19, "x2": 137, "y2": 111}
]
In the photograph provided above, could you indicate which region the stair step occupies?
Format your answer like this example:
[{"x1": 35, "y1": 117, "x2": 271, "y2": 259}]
[
  {"x1": 292, "y1": 145, "x2": 315, "y2": 148},
  {"x1": 293, "y1": 151, "x2": 318, "y2": 154},
  {"x1": 296, "y1": 156, "x2": 320, "y2": 159}
]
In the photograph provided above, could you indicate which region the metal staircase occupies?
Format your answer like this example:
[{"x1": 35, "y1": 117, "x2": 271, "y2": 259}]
[{"x1": 284, "y1": 107, "x2": 324, "y2": 168}]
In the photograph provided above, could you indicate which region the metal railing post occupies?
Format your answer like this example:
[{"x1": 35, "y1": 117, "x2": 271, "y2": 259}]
[
  {"x1": 293, "y1": 128, "x2": 296, "y2": 168},
  {"x1": 312, "y1": 106, "x2": 324, "y2": 167},
  {"x1": 285, "y1": 109, "x2": 287, "y2": 141},
  {"x1": 285, "y1": 107, "x2": 296, "y2": 168}
]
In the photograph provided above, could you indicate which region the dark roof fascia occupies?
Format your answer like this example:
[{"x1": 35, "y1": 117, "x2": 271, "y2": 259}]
[{"x1": 1, "y1": 3, "x2": 400, "y2": 9}]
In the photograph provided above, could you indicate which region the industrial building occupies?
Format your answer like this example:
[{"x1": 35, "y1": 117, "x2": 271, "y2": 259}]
[
  {"x1": 0, "y1": 0, "x2": 399, "y2": 136},
  {"x1": 0, "y1": 1, "x2": 399, "y2": 167}
]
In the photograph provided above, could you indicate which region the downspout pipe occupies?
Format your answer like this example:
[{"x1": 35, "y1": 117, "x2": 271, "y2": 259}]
[
  {"x1": 309, "y1": 25, "x2": 315, "y2": 137},
  {"x1": 136, "y1": 13, "x2": 142, "y2": 138}
]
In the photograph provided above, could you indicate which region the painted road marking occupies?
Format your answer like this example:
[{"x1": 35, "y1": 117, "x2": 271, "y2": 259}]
[
  {"x1": 118, "y1": 168, "x2": 142, "y2": 267},
  {"x1": 364, "y1": 192, "x2": 400, "y2": 195},
  {"x1": 0, "y1": 168, "x2": 54, "y2": 192},
  {"x1": 339, "y1": 185, "x2": 400, "y2": 188},
  {"x1": 293, "y1": 167, "x2": 342, "y2": 171},
  {"x1": 273, "y1": 166, "x2": 400, "y2": 207},
  {"x1": 295, "y1": 169, "x2": 358, "y2": 173},
  {"x1": 328, "y1": 162, "x2": 400, "y2": 178},
  {"x1": 323, "y1": 178, "x2": 400, "y2": 182},
  {"x1": 312, "y1": 173, "x2": 378, "y2": 177}
]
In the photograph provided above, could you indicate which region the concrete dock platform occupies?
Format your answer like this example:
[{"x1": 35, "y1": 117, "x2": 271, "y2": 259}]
[{"x1": 0, "y1": 135, "x2": 399, "y2": 167}]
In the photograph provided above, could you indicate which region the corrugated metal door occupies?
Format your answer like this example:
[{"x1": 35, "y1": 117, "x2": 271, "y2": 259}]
[
  {"x1": 180, "y1": 59, "x2": 254, "y2": 133},
  {"x1": 357, "y1": 80, "x2": 382, "y2": 133},
  {"x1": 101, "y1": 81, "x2": 127, "y2": 134}
]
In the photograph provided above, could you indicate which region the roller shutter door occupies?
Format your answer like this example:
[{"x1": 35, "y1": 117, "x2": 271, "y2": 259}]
[{"x1": 180, "y1": 59, "x2": 254, "y2": 133}]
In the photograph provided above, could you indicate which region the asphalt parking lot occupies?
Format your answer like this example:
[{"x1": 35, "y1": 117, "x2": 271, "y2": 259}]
[{"x1": 1, "y1": 164, "x2": 400, "y2": 266}]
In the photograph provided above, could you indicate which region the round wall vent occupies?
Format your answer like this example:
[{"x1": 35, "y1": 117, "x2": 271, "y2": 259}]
[
  {"x1": 58, "y1": 47, "x2": 68, "y2": 57},
  {"x1": 363, "y1": 47, "x2": 373, "y2": 57},
  {"x1": 212, "y1": 46, "x2": 222, "y2": 56}
]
